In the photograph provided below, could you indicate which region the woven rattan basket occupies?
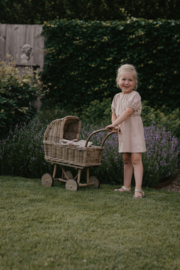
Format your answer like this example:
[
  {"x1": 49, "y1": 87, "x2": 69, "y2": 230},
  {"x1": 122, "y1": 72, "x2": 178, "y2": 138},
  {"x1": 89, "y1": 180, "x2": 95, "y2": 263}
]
[{"x1": 43, "y1": 116, "x2": 103, "y2": 167}]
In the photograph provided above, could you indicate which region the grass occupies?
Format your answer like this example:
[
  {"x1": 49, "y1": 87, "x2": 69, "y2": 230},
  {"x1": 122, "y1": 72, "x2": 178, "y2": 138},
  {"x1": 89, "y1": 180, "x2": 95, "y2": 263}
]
[{"x1": 0, "y1": 176, "x2": 180, "y2": 270}]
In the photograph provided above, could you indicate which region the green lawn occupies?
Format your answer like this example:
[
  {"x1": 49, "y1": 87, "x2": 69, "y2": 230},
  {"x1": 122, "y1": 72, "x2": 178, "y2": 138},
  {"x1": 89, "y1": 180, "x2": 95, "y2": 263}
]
[{"x1": 0, "y1": 176, "x2": 180, "y2": 270}]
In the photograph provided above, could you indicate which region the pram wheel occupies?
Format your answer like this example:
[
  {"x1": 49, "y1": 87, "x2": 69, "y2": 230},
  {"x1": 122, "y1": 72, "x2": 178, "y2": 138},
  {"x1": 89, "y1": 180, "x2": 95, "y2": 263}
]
[
  {"x1": 66, "y1": 179, "x2": 79, "y2": 191},
  {"x1": 89, "y1": 176, "x2": 100, "y2": 188},
  {"x1": 41, "y1": 173, "x2": 54, "y2": 187}
]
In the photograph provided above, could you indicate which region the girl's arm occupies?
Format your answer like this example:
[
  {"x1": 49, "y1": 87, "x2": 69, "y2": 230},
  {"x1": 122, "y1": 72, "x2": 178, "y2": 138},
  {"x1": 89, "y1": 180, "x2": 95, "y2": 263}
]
[
  {"x1": 106, "y1": 108, "x2": 134, "y2": 130},
  {"x1": 111, "y1": 112, "x2": 121, "y2": 133},
  {"x1": 112, "y1": 112, "x2": 117, "y2": 123}
]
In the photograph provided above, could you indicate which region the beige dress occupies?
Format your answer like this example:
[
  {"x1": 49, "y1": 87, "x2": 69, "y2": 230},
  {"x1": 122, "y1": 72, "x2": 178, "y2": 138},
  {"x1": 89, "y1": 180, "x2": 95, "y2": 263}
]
[{"x1": 111, "y1": 91, "x2": 146, "y2": 153}]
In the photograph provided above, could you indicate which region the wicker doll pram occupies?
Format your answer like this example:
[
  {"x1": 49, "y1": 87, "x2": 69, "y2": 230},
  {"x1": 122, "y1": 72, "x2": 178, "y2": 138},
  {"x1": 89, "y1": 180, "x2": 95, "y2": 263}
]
[{"x1": 41, "y1": 116, "x2": 115, "y2": 191}]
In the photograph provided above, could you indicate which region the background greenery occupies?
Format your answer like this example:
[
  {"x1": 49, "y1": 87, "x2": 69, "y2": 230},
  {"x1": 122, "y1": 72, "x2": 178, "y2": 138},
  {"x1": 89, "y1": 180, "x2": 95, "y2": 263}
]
[
  {"x1": 0, "y1": 3, "x2": 180, "y2": 268},
  {"x1": 0, "y1": 58, "x2": 48, "y2": 139},
  {"x1": 0, "y1": 105, "x2": 179, "y2": 187},
  {"x1": 75, "y1": 99, "x2": 180, "y2": 139},
  {"x1": 1, "y1": 1, "x2": 180, "y2": 190},
  {"x1": 41, "y1": 18, "x2": 180, "y2": 110},
  {"x1": 0, "y1": 0, "x2": 180, "y2": 24}
]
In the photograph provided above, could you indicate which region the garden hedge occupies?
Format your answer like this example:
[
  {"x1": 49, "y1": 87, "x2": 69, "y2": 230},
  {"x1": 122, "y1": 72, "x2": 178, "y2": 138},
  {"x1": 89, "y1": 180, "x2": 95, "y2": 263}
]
[
  {"x1": 1, "y1": 0, "x2": 180, "y2": 24},
  {"x1": 41, "y1": 18, "x2": 180, "y2": 110}
]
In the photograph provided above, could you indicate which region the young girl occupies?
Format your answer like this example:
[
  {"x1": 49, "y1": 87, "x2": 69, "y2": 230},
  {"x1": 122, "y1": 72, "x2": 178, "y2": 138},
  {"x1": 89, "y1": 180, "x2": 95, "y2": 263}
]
[{"x1": 106, "y1": 64, "x2": 146, "y2": 198}]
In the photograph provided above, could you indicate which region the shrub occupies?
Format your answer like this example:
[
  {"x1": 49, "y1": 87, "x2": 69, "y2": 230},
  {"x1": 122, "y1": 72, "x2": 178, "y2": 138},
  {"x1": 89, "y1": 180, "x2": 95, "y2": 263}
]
[
  {"x1": 141, "y1": 102, "x2": 180, "y2": 139},
  {"x1": 41, "y1": 18, "x2": 180, "y2": 110},
  {"x1": 73, "y1": 98, "x2": 180, "y2": 140},
  {"x1": 0, "y1": 0, "x2": 128, "y2": 24},
  {"x1": 123, "y1": 0, "x2": 180, "y2": 20},
  {"x1": 81, "y1": 123, "x2": 179, "y2": 187},
  {"x1": 0, "y1": 117, "x2": 52, "y2": 178},
  {"x1": 74, "y1": 98, "x2": 112, "y2": 126},
  {"x1": 37, "y1": 105, "x2": 71, "y2": 124},
  {"x1": 0, "y1": 115, "x2": 179, "y2": 188},
  {"x1": 142, "y1": 125, "x2": 179, "y2": 187},
  {"x1": 1, "y1": 0, "x2": 180, "y2": 24},
  {"x1": 0, "y1": 57, "x2": 48, "y2": 139}
]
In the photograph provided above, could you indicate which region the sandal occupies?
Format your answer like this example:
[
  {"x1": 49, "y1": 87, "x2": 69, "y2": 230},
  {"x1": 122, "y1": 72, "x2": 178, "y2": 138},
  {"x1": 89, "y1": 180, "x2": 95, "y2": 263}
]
[
  {"x1": 133, "y1": 189, "x2": 145, "y2": 198},
  {"x1": 114, "y1": 186, "x2": 131, "y2": 192}
]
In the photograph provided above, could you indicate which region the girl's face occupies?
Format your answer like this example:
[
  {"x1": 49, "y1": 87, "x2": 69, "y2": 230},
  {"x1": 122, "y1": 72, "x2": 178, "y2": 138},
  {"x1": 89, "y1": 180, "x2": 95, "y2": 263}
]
[{"x1": 117, "y1": 72, "x2": 136, "y2": 94}]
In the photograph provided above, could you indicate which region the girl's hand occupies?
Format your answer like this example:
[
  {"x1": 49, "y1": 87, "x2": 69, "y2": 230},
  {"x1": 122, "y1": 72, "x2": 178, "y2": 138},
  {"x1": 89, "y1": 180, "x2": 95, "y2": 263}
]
[
  {"x1": 106, "y1": 124, "x2": 115, "y2": 132},
  {"x1": 106, "y1": 125, "x2": 121, "y2": 134},
  {"x1": 117, "y1": 126, "x2": 121, "y2": 134}
]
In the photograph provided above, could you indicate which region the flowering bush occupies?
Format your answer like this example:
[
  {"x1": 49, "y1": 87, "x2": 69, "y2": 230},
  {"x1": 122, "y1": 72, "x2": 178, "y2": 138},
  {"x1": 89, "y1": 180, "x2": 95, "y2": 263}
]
[
  {"x1": 81, "y1": 123, "x2": 179, "y2": 187},
  {"x1": 80, "y1": 125, "x2": 124, "y2": 183},
  {"x1": 142, "y1": 124, "x2": 179, "y2": 187},
  {"x1": 0, "y1": 118, "x2": 179, "y2": 187},
  {"x1": 0, "y1": 57, "x2": 48, "y2": 139},
  {"x1": 0, "y1": 117, "x2": 52, "y2": 178}
]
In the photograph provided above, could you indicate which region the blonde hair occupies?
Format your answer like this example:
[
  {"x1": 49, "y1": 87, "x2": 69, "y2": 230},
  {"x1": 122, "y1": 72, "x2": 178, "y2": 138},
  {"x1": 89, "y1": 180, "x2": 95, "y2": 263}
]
[{"x1": 116, "y1": 64, "x2": 138, "y2": 90}]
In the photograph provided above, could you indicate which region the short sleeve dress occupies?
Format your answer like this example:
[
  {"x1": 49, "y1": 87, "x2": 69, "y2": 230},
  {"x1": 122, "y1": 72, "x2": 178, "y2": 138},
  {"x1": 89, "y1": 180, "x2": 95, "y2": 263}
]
[{"x1": 111, "y1": 91, "x2": 146, "y2": 153}]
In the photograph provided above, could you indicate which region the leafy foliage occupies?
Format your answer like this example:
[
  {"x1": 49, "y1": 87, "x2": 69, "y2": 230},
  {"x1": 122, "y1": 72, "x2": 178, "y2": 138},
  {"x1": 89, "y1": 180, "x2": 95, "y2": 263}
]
[
  {"x1": 123, "y1": 0, "x2": 180, "y2": 20},
  {"x1": 41, "y1": 18, "x2": 180, "y2": 110},
  {"x1": 0, "y1": 57, "x2": 48, "y2": 139},
  {"x1": 83, "y1": 124, "x2": 179, "y2": 187},
  {"x1": 74, "y1": 99, "x2": 180, "y2": 141},
  {"x1": 73, "y1": 98, "x2": 112, "y2": 125},
  {"x1": 0, "y1": 115, "x2": 179, "y2": 188},
  {"x1": 141, "y1": 102, "x2": 180, "y2": 139},
  {"x1": 1, "y1": 0, "x2": 180, "y2": 24},
  {"x1": 0, "y1": 117, "x2": 52, "y2": 178},
  {"x1": 0, "y1": 0, "x2": 127, "y2": 24}
]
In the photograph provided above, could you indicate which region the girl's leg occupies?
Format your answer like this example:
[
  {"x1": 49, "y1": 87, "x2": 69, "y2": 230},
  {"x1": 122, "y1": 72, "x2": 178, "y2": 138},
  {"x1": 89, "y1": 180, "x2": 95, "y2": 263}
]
[
  {"x1": 123, "y1": 153, "x2": 133, "y2": 188},
  {"x1": 115, "y1": 153, "x2": 133, "y2": 191},
  {"x1": 131, "y1": 153, "x2": 144, "y2": 197}
]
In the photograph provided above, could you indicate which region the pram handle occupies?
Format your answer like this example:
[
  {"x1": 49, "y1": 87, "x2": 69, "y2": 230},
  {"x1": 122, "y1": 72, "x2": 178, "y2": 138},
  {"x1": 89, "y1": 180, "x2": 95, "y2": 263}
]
[{"x1": 85, "y1": 128, "x2": 116, "y2": 148}]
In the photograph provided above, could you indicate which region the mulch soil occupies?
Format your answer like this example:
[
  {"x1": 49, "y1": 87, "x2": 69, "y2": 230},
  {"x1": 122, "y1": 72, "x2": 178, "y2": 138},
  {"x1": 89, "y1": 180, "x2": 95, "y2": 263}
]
[{"x1": 155, "y1": 170, "x2": 180, "y2": 192}]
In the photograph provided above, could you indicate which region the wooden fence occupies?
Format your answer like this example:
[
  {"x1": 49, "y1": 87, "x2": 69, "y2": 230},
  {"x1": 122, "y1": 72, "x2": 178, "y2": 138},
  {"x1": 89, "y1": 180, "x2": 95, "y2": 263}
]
[{"x1": 0, "y1": 24, "x2": 44, "y2": 71}]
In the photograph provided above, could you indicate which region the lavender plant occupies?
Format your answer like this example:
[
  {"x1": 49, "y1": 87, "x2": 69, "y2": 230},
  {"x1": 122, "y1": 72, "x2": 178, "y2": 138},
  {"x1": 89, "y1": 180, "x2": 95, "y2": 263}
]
[
  {"x1": 80, "y1": 125, "x2": 124, "y2": 184},
  {"x1": 81, "y1": 123, "x2": 179, "y2": 187},
  {"x1": 0, "y1": 117, "x2": 52, "y2": 178},
  {"x1": 142, "y1": 124, "x2": 179, "y2": 186},
  {"x1": 0, "y1": 117, "x2": 179, "y2": 187}
]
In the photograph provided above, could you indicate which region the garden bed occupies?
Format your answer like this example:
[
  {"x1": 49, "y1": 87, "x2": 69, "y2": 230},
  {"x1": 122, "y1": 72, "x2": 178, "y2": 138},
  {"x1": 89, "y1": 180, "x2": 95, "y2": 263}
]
[
  {"x1": 162, "y1": 175, "x2": 180, "y2": 192},
  {"x1": 155, "y1": 169, "x2": 180, "y2": 192}
]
